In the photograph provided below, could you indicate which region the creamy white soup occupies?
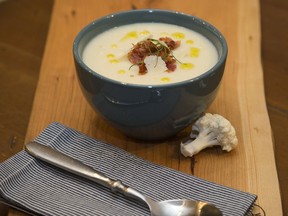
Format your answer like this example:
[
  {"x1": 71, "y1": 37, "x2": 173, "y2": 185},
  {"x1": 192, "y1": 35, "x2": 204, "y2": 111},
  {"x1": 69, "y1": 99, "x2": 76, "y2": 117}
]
[{"x1": 82, "y1": 23, "x2": 218, "y2": 85}]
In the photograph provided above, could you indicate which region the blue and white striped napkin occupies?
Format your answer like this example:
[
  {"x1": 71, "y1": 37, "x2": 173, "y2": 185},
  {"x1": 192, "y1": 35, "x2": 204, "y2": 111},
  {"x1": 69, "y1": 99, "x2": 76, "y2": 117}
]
[{"x1": 0, "y1": 122, "x2": 256, "y2": 216}]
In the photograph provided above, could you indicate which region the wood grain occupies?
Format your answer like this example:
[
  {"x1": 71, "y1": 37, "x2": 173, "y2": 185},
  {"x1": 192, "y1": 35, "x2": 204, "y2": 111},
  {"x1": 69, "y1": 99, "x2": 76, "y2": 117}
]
[
  {"x1": 261, "y1": 0, "x2": 288, "y2": 213},
  {"x1": 6, "y1": 0, "x2": 282, "y2": 215},
  {"x1": 0, "y1": 0, "x2": 53, "y2": 162}
]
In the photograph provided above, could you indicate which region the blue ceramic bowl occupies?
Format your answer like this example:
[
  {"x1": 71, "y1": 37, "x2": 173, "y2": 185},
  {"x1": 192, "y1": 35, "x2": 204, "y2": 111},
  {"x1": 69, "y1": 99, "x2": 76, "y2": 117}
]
[{"x1": 73, "y1": 9, "x2": 228, "y2": 140}]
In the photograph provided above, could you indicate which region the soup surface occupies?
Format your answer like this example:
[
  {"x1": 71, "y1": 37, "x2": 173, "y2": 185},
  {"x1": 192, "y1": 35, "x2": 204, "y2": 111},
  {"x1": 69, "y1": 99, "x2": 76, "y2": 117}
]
[{"x1": 82, "y1": 23, "x2": 218, "y2": 85}]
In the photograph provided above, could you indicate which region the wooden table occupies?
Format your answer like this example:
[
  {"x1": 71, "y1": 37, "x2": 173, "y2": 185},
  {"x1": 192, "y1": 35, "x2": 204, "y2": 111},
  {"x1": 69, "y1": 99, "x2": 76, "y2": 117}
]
[{"x1": 8, "y1": 0, "x2": 282, "y2": 215}]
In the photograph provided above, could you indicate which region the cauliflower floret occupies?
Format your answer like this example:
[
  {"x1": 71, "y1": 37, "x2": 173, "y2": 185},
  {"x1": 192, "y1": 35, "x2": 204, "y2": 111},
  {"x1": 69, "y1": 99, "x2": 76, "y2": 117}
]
[
  {"x1": 181, "y1": 113, "x2": 238, "y2": 157},
  {"x1": 144, "y1": 55, "x2": 168, "y2": 74}
]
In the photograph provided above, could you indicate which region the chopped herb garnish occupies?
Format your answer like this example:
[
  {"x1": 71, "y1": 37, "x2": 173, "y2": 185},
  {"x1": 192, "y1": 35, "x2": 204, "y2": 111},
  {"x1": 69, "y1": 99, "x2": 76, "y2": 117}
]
[{"x1": 128, "y1": 37, "x2": 181, "y2": 74}]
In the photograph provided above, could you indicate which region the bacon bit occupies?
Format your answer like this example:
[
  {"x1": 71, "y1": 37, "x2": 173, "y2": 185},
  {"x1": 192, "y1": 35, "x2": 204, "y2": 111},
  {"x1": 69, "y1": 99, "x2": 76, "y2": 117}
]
[
  {"x1": 166, "y1": 56, "x2": 177, "y2": 72},
  {"x1": 159, "y1": 37, "x2": 181, "y2": 50},
  {"x1": 128, "y1": 37, "x2": 181, "y2": 74},
  {"x1": 138, "y1": 63, "x2": 147, "y2": 75}
]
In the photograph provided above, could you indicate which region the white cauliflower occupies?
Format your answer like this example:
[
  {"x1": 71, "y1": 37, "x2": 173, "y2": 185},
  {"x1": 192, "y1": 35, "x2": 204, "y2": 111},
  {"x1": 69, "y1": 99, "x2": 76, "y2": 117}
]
[
  {"x1": 144, "y1": 55, "x2": 168, "y2": 74},
  {"x1": 181, "y1": 113, "x2": 238, "y2": 157}
]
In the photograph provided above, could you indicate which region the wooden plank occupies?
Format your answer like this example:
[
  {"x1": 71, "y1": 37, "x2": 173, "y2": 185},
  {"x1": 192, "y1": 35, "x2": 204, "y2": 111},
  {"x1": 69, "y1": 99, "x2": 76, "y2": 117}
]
[
  {"x1": 8, "y1": 0, "x2": 282, "y2": 215},
  {"x1": 0, "y1": 0, "x2": 53, "y2": 163},
  {"x1": 261, "y1": 0, "x2": 288, "y2": 213}
]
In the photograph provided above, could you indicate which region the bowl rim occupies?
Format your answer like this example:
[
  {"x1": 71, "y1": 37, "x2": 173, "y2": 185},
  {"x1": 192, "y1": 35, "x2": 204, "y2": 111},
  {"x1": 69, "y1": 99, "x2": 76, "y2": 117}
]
[{"x1": 73, "y1": 9, "x2": 228, "y2": 89}]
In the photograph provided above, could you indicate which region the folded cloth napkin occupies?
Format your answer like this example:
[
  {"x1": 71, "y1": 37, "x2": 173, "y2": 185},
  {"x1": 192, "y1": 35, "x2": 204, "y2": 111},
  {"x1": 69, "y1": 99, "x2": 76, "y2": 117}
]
[{"x1": 0, "y1": 122, "x2": 257, "y2": 216}]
